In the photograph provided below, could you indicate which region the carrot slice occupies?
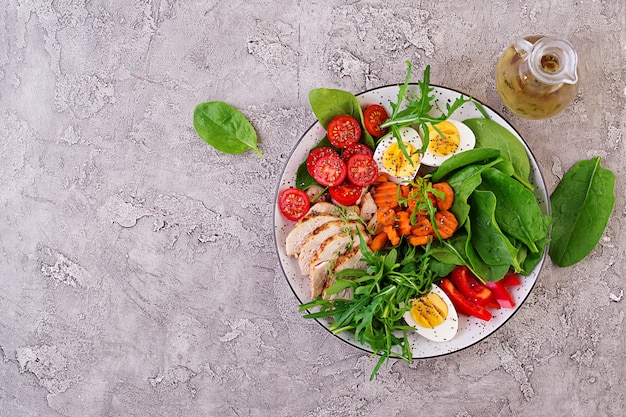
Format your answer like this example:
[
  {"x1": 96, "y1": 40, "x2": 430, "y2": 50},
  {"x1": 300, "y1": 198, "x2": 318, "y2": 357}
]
[
  {"x1": 373, "y1": 182, "x2": 399, "y2": 209},
  {"x1": 370, "y1": 232, "x2": 389, "y2": 252},
  {"x1": 408, "y1": 235, "x2": 433, "y2": 246},
  {"x1": 412, "y1": 217, "x2": 434, "y2": 237},
  {"x1": 432, "y1": 182, "x2": 455, "y2": 211},
  {"x1": 396, "y1": 211, "x2": 412, "y2": 236},
  {"x1": 377, "y1": 208, "x2": 396, "y2": 227},
  {"x1": 383, "y1": 225, "x2": 400, "y2": 246},
  {"x1": 435, "y1": 210, "x2": 459, "y2": 239}
]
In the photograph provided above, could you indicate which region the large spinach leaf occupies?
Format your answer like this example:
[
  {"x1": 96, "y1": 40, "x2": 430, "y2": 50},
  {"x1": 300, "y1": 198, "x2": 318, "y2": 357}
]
[
  {"x1": 193, "y1": 101, "x2": 263, "y2": 157},
  {"x1": 549, "y1": 157, "x2": 615, "y2": 267},
  {"x1": 463, "y1": 118, "x2": 532, "y2": 189},
  {"x1": 479, "y1": 167, "x2": 550, "y2": 253},
  {"x1": 431, "y1": 147, "x2": 501, "y2": 182},
  {"x1": 468, "y1": 190, "x2": 521, "y2": 271}
]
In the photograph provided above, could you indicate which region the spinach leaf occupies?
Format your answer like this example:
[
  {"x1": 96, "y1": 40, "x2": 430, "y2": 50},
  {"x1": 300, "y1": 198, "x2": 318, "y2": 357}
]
[
  {"x1": 463, "y1": 118, "x2": 532, "y2": 189},
  {"x1": 308, "y1": 88, "x2": 375, "y2": 148},
  {"x1": 479, "y1": 167, "x2": 550, "y2": 253},
  {"x1": 549, "y1": 156, "x2": 615, "y2": 267},
  {"x1": 468, "y1": 190, "x2": 521, "y2": 271},
  {"x1": 193, "y1": 101, "x2": 263, "y2": 157},
  {"x1": 430, "y1": 147, "x2": 501, "y2": 182},
  {"x1": 446, "y1": 159, "x2": 502, "y2": 227},
  {"x1": 464, "y1": 221, "x2": 509, "y2": 281}
]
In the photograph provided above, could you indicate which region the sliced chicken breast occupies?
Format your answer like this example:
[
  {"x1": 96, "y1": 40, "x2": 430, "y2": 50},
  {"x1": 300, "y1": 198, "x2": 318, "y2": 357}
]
[
  {"x1": 359, "y1": 192, "x2": 377, "y2": 222},
  {"x1": 308, "y1": 225, "x2": 368, "y2": 271},
  {"x1": 322, "y1": 247, "x2": 368, "y2": 300},
  {"x1": 297, "y1": 220, "x2": 347, "y2": 275},
  {"x1": 309, "y1": 260, "x2": 330, "y2": 299},
  {"x1": 285, "y1": 213, "x2": 339, "y2": 256}
]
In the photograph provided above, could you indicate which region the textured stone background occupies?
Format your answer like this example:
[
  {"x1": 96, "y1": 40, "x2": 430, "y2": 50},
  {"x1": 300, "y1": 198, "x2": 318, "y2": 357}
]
[{"x1": 1, "y1": 1, "x2": 624, "y2": 416}]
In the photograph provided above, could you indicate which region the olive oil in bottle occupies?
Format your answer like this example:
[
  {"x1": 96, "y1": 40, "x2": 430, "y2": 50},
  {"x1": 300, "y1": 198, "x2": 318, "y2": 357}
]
[{"x1": 495, "y1": 36, "x2": 579, "y2": 120}]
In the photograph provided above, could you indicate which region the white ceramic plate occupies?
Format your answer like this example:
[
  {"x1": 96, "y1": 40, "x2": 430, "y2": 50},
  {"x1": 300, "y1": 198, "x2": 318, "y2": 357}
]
[{"x1": 273, "y1": 84, "x2": 549, "y2": 359}]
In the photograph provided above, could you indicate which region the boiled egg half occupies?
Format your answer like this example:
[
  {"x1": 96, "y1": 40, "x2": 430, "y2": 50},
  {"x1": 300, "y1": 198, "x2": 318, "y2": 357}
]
[
  {"x1": 373, "y1": 126, "x2": 422, "y2": 184},
  {"x1": 403, "y1": 284, "x2": 458, "y2": 342},
  {"x1": 419, "y1": 120, "x2": 476, "y2": 167}
]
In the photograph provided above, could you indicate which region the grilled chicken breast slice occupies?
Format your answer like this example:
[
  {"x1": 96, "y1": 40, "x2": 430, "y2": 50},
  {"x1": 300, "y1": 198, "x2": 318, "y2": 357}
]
[
  {"x1": 322, "y1": 247, "x2": 368, "y2": 300},
  {"x1": 285, "y1": 213, "x2": 339, "y2": 256}
]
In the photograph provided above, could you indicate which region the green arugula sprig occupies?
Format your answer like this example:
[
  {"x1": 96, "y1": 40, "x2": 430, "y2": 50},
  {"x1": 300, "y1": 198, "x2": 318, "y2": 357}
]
[
  {"x1": 298, "y1": 235, "x2": 439, "y2": 380},
  {"x1": 380, "y1": 62, "x2": 475, "y2": 163}
]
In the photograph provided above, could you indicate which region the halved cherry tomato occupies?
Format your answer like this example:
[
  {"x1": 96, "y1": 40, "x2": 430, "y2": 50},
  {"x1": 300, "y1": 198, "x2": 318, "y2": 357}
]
[
  {"x1": 449, "y1": 266, "x2": 498, "y2": 308},
  {"x1": 346, "y1": 153, "x2": 378, "y2": 187},
  {"x1": 500, "y1": 273, "x2": 521, "y2": 287},
  {"x1": 485, "y1": 281, "x2": 515, "y2": 308},
  {"x1": 278, "y1": 188, "x2": 310, "y2": 221},
  {"x1": 329, "y1": 183, "x2": 363, "y2": 206},
  {"x1": 306, "y1": 147, "x2": 339, "y2": 177},
  {"x1": 440, "y1": 278, "x2": 492, "y2": 321},
  {"x1": 340, "y1": 143, "x2": 373, "y2": 163},
  {"x1": 363, "y1": 104, "x2": 389, "y2": 137},
  {"x1": 327, "y1": 115, "x2": 361, "y2": 148},
  {"x1": 312, "y1": 154, "x2": 347, "y2": 186}
]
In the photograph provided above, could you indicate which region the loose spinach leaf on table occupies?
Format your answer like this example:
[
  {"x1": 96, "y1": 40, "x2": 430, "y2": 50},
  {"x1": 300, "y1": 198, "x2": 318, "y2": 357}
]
[
  {"x1": 549, "y1": 156, "x2": 615, "y2": 267},
  {"x1": 193, "y1": 101, "x2": 263, "y2": 157}
]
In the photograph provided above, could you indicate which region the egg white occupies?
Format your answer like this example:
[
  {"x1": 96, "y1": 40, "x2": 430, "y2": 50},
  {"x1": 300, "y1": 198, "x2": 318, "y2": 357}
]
[
  {"x1": 403, "y1": 284, "x2": 459, "y2": 342},
  {"x1": 373, "y1": 126, "x2": 422, "y2": 184},
  {"x1": 420, "y1": 119, "x2": 476, "y2": 167}
]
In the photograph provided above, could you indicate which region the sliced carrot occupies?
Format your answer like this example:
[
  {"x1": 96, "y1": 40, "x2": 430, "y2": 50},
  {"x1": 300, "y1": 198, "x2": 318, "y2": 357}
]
[
  {"x1": 396, "y1": 211, "x2": 412, "y2": 236},
  {"x1": 370, "y1": 231, "x2": 389, "y2": 252},
  {"x1": 434, "y1": 210, "x2": 459, "y2": 239},
  {"x1": 400, "y1": 185, "x2": 411, "y2": 199},
  {"x1": 432, "y1": 182, "x2": 455, "y2": 211},
  {"x1": 377, "y1": 208, "x2": 396, "y2": 227},
  {"x1": 374, "y1": 173, "x2": 389, "y2": 183},
  {"x1": 383, "y1": 225, "x2": 400, "y2": 246},
  {"x1": 408, "y1": 235, "x2": 433, "y2": 246},
  {"x1": 373, "y1": 182, "x2": 399, "y2": 209},
  {"x1": 412, "y1": 216, "x2": 434, "y2": 237}
]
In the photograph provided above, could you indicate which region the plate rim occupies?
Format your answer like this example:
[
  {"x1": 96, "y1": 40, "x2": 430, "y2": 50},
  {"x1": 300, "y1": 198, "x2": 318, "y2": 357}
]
[{"x1": 273, "y1": 82, "x2": 550, "y2": 359}]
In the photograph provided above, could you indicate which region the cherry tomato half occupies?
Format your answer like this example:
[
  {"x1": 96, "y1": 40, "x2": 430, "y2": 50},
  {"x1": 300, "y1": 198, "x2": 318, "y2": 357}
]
[
  {"x1": 327, "y1": 115, "x2": 361, "y2": 148},
  {"x1": 346, "y1": 153, "x2": 378, "y2": 187},
  {"x1": 341, "y1": 143, "x2": 374, "y2": 163},
  {"x1": 329, "y1": 183, "x2": 363, "y2": 206},
  {"x1": 312, "y1": 154, "x2": 347, "y2": 186},
  {"x1": 306, "y1": 147, "x2": 339, "y2": 177},
  {"x1": 278, "y1": 188, "x2": 310, "y2": 221},
  {"x1": 363, "y1": 104, "x2": 389, "y2": 137}
]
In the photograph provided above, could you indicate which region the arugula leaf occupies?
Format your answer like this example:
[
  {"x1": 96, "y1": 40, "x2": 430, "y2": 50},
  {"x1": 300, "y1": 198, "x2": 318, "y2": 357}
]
[
  {"x1": 193, "y1": 101, "x2": 263, "y2": 157},
  {"x1": 299, "y1": 237, "x2": 439, "y2": 380}
]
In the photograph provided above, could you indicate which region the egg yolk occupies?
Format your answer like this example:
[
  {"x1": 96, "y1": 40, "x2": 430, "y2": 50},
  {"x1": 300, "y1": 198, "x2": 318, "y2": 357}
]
[
  {"x1": 382, "y1": 142, "x2": 421, "y2": 177},
  {"x1": 410, "y1": 292, "x2": 449, "y2": 329},
  {"x1": 427, "y1": 121, "x2": 460, "y2": 157}
]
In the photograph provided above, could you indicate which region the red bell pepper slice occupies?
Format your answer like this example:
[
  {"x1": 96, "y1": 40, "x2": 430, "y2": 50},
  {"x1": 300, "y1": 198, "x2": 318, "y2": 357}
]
[
  {"x1": 440, "y1": 278, "x2": 492, "y2": 321},
  {"x1": 485, "y1": 281, "x2": 515, "y2": 308},
  {"x1": 448, "y1": 266, "x2": 499, "y2": 309},
  {"x1": 499, "y1": 273, "x2": 521, "y2": 287}
]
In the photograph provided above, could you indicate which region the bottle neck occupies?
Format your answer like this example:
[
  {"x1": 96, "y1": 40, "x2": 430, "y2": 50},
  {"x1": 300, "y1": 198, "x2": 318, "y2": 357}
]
[{"x1": 528, "y1": 37, "x2": 578, "y2": 85}]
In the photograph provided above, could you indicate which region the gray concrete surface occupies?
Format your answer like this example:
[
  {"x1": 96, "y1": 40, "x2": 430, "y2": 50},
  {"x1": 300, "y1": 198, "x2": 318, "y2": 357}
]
[{"x1": 1, "y1": 1, "x2": 624, "y2": 416}]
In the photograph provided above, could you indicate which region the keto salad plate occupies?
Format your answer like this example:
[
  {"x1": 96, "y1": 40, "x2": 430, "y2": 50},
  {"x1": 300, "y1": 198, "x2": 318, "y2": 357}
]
[{"x1": 273, "y1": 69, "x2": 550, "y2": 375}]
